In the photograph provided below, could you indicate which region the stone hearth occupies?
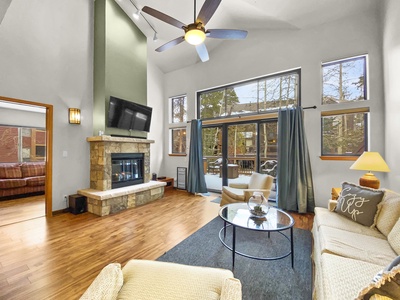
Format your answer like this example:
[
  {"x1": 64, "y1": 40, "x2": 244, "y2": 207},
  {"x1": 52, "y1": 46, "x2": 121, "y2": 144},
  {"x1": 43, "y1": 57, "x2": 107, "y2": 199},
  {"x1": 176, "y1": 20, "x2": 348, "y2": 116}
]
[{"x1": 78, "y1": 135, "x2": 165, "y2": 216}]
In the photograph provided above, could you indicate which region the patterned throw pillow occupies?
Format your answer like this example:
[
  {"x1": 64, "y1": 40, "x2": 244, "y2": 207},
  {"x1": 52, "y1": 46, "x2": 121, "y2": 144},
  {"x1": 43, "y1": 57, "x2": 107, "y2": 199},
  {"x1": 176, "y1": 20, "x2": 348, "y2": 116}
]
[
  {"x1": 356, "y1": 256, "x2": 400, "y2": 300},
  {"x1": 335, "y1": 182, "x2": 385, "y2": 227},
  {"x1": 388, "y1": 218, "x2": 400, "y2": 255}
]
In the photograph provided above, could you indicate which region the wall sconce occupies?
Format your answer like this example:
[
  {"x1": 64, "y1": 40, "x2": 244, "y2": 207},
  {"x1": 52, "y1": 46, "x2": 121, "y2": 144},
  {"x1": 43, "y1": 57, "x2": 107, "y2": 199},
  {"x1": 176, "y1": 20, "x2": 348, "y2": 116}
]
[{"x1": 69, "y1": 108, "x2": 81, "y2": 124}]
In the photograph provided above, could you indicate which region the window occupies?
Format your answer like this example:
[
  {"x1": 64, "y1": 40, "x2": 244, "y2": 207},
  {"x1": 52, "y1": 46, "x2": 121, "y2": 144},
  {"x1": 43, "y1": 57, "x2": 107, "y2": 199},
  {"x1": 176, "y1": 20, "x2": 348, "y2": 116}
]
[
  {"x1": 322, "y1": 56, "x2": 366, "y2": 104},
  {"x1": 198, "y1": 70, "x2": 300, "y2": 120},
  {"x1": 321, "y1": 55, "x2": 368, "y2": 158},
  {"x1": 171, "y1": 95, "x2": 187, "y2": 123},
  {"x1": 321, "y1": 110, "x2": 368, "y2": 156},
  {"x1": 170, "y1": 128, "x2": 186, "y2": 154},
  {"x1": 169, "y1": 95, "x2": 187, "y2": 155}
]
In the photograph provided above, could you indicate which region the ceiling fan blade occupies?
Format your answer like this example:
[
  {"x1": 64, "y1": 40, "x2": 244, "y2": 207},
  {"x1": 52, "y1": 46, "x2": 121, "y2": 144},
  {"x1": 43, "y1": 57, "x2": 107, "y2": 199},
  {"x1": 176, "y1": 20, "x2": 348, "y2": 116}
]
[
  {"x1": 207, "y1": 29, "x2": 248, "y2": 39},
  {"x1": 155, "y1": 36, "x2": 185, "y2": 52},
  {"x1": 142, "y1": 6, "x2": 186, "y2": 29},
  {"x1": 196, "y1": 43, "x2": 209, "y2": 62},
  {"x1": 196, "y1": 0, "x2": 222, "y2": 26}
]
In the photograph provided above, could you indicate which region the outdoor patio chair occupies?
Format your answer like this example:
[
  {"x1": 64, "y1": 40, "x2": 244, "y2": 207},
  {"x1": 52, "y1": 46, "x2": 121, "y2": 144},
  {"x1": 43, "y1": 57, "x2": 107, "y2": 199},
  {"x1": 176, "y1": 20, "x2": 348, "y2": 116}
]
[{"x1": 208, "y1": 158, "x2": 223, "y2": 174}]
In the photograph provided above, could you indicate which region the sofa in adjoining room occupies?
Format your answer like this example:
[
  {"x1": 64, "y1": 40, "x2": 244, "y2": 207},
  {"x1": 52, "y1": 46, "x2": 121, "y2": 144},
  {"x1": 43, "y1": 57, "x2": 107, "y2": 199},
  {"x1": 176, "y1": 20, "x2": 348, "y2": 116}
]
[
  {"x1": 0, "y1": 162, "x2": 45, "y2": 198},
  {"x1": 312, "y1": 182, "x2": 400, "y2": 299}
]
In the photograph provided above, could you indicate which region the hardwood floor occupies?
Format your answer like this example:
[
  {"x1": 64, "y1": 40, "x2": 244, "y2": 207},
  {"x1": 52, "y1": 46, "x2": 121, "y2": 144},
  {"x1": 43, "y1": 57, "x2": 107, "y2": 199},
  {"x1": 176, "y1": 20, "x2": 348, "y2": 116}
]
[
  {"x1": 0, "y1": 195, "x2": 45, "y2": 227},
  {"x1": 0, "y1": 190, "x2": 313, "y2": 300}
]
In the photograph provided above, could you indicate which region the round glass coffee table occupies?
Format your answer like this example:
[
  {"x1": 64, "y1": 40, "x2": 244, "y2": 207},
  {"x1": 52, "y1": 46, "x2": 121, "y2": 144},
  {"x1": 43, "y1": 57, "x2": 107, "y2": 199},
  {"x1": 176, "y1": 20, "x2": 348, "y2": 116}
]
[{"x1": 218, "y1": 203, "x2": 295, "y2": 271}]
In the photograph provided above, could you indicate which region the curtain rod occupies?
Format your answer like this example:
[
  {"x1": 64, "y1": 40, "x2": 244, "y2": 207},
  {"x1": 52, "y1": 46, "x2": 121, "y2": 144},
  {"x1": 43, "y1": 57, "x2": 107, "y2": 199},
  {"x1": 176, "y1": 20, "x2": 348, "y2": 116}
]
[{"x1": 303, "y1": 105, "x2": 317, "y2": 110}]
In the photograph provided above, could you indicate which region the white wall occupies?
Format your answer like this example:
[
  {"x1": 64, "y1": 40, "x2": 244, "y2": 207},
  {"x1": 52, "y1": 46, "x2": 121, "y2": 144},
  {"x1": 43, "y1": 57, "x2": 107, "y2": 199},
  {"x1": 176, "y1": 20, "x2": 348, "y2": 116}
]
[
  {"x1": 383, "y1": 0, "x2": 400, "y2": 189},
  {"x1": 156, "y1": 8, "x2": 385, "y2": 207},
  {"x1": 0, "y1": 0, "x2": 94, "y2": 210},
  {"x1": 147, "y1": 57, "x2": 165, "y2": 177}
]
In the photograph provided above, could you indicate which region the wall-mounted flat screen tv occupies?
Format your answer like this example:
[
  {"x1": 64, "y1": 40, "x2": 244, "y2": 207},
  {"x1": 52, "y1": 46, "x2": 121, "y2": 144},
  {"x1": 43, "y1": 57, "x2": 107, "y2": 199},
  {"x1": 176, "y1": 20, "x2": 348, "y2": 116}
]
[{"x1": 107, "y1": 96, "x2": 152, "y2": 132}]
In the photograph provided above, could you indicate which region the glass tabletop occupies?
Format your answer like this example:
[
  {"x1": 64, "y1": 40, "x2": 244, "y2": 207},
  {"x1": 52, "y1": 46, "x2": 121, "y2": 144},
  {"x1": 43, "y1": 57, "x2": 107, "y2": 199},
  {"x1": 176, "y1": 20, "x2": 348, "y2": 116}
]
[{"x1": 219, "y1": 203, "x2": 294, "y2": 231}]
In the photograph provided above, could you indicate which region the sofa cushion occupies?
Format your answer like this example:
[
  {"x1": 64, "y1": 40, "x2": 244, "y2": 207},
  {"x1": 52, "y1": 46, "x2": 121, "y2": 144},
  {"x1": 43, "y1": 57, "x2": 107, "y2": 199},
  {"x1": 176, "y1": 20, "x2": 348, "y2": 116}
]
[
  {"x1": 26, "y1": 176, "x2": 45, "y2": 187},
  {"x1": 0, "y1": 178, "x2": 27, "y2": 189},
  {"x1": 248, "y1": 173, "x2": 273, "y2": 190},
  {"x1": 222, "y1": 186, "x2": 245, "y2": 202},
  {"x1": 335, "y1": 182, "x2": 384, "y2": 227},
  {"x1": 376, "y1": 190, "x2": 400, "y2": 237},
  {"x1": 0, "y1": 163, "x2": 22, "y2": 179},
  {"x1": 21, "y1": 162, "x2": 45, "y2": 177},
  {"x1": 320, "y1": 253, "x2": 383, "y2": 300},
  {"x1": 314, "y1": 207, "x2": 385, "y2": 239},
  {"x1": 80, "y1": 263, "x2": 123, "y2": 300},
  {"x1": 318, "y1": 225, "x2": 395, "y2": 266},
  {"x1": 356, "y1": 262, "x2": 400, "y2": 300},
  {"x1": 118, "y1": 259, "x2": 235, "y2": 300},
  {"x1": 388, "y1": 218, "x2": 400, "y2": 255}
]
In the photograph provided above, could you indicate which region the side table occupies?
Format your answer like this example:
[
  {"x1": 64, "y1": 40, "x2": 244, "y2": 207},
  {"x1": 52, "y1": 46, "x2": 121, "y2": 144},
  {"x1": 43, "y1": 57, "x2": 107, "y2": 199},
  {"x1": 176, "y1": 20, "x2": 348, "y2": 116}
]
[{"x1": 157, "y1": 177, "x2": 174, "y2": 191}]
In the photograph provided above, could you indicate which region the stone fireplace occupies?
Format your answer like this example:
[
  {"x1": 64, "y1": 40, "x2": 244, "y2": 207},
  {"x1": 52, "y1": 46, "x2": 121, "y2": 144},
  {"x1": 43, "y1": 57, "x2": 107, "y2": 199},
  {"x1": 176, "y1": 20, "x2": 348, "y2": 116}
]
[{"x1": 78, "y1": 135, "x2": 165, "y2": 216}]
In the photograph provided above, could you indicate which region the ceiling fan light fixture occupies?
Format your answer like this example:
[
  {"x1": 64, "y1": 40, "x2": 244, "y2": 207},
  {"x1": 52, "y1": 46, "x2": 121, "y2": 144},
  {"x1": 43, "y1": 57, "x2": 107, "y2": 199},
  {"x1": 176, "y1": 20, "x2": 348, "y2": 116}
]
[{"x1": 185, "y1": 29, "x2": 206, "y2": 45}]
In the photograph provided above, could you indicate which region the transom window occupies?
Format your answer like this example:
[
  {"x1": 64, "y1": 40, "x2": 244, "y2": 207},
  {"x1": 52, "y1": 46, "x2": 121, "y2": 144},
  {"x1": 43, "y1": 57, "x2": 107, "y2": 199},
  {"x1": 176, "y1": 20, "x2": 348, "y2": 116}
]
[
  {"x1": 198, "y1": 70, "x2": 300, "y2": 120},
  {"x1": 171, "y1": 95, "x2": 187, "y2": 123},
  {"x1": 322, "y1": 55, "x2": 367, "y2": 104},
  {"x1": 169, "y1": 95, "x2": 187, "y2": 156}
]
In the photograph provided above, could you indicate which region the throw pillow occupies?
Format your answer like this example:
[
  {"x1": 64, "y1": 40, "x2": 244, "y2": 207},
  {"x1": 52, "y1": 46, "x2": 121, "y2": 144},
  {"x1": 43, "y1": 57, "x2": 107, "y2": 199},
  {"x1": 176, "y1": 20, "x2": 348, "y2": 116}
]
[
  {"x1": 335, "y1": 182, "x2": 384, "y2": 227},
  {"x1": 388, "y1": 218, "x2": 400, "y2": 255},
  {"x1": 376, "y1": 190, "x2": 400, "y2": 237},
  {"x1": 80, "y1": 263, "x2": 123, "y2": 300},
  {"x1": 356, "y1": 256, "x2": 400, "y2": 300}
]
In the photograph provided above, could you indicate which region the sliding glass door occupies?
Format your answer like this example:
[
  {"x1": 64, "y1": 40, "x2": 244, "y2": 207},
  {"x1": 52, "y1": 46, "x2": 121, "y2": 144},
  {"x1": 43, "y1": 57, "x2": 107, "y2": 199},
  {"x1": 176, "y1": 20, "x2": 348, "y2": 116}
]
[{"x1": 203, "y1": 120, "x2": 278, "y2": 194}]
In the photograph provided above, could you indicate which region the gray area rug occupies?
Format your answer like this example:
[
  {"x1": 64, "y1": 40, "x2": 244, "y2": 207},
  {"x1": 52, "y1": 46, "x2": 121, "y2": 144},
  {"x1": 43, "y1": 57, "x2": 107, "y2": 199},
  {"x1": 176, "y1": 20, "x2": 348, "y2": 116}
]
[
  {"x1": 211, "y1": 196, "x2": 221, "y2": 204},
  {"x1": 157, "y1": 217, "x2": 312, "y2": 300}
]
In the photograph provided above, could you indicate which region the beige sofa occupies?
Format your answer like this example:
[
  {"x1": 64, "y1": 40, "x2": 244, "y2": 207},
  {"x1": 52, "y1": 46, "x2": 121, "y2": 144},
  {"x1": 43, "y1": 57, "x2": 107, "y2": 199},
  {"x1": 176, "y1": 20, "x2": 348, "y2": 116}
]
[
  {"x1": 81, "y1": 259, "x2": 242, "y2": 300},
  {"x1": 312, "y1": 183, "x2": 400, "y2": 299}
]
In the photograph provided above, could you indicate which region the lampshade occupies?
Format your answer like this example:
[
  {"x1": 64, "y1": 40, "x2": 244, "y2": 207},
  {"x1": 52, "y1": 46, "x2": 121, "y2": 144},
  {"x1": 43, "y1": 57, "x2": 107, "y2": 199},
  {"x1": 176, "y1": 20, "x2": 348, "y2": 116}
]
[
  {"x1": 69, "y1": 108, "x2": 81, "y2": 124},
  {"x1": 185, "y1": 29, "x2": 206, "y2": 45},
  {"x1": 350, "y1": 152, "x2": 390, "y2": 189},
  {"x1": 350, "y1": 152, "x2": 390, "y2": 172}
]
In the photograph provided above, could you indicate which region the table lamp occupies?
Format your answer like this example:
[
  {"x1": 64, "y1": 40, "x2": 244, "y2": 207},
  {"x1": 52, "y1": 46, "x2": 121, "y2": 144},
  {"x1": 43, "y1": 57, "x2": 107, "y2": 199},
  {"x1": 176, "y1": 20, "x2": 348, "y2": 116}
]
[{"x1": 350, "y1": 152, "x2": 390, "y2": 189}]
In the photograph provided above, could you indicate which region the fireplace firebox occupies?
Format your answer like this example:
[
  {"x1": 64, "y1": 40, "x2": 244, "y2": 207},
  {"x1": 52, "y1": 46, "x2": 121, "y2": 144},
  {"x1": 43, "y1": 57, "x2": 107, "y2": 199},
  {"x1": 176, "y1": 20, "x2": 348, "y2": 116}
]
[{"x1": 111, "y1": 153, "x2": 144, "y2": 189}]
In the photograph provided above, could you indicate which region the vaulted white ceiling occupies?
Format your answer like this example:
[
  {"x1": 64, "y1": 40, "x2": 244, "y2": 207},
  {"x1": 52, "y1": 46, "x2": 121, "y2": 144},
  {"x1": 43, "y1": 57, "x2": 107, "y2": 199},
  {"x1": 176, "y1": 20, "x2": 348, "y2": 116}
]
[{"x1": 116, "y1": 0, "x2": 380, "y2": 73}]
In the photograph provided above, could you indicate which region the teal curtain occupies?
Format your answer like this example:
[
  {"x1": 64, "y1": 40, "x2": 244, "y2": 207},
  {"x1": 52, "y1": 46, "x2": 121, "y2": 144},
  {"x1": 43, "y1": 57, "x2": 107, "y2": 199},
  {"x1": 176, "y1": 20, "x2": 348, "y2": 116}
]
[
  {"x1": 276, "y1": 107, "x2": 315, "y2": 213},
  {"x1": 187, "y1": 120, "x2": 208, "y2": 194}
]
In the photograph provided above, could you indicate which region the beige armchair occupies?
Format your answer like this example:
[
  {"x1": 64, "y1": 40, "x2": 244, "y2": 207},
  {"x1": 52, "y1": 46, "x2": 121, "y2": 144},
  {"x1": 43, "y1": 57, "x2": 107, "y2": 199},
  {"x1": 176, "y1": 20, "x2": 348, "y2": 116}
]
[
  {"x1": 81, "y1": 260, "x2": 242, "y2": 300},
  {"x1": 220, "y1": 172, "x2": 274, "y2": 206}
]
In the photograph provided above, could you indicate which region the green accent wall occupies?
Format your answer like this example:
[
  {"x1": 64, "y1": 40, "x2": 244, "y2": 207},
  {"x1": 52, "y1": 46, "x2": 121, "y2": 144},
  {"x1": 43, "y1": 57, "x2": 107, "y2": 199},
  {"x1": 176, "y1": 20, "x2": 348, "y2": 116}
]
[{"x1": 94, "y1": 0, "x2": 147, "y2": 137}]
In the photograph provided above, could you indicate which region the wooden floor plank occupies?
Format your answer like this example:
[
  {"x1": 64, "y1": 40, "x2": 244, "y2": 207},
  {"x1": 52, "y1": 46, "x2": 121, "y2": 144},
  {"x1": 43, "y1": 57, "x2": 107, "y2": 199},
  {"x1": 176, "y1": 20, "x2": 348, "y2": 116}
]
[{"x1": 0, "y1": 190, "x2": 313, "y2": 299}]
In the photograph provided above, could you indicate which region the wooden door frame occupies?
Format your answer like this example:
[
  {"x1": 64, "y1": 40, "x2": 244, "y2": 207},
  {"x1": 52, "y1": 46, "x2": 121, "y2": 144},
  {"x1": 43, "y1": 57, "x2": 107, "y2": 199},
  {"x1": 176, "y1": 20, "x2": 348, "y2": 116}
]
[{"x1": 0, "y1": 96, "x2": 53, "y2": 217}]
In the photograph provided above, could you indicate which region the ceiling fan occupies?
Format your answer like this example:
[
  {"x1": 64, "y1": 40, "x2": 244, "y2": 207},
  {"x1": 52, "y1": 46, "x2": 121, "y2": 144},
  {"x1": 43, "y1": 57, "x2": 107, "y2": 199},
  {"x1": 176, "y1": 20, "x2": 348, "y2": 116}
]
[{"x1": 142, "y1": 0, "x2": 248, "y2": 62}]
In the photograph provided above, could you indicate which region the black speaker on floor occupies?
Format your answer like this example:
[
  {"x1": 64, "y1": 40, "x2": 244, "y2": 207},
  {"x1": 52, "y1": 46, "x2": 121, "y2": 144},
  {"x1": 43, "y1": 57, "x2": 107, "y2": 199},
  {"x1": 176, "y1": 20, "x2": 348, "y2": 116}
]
[{"x1": 69, "y1": 194, "x2": 87, "y2": 214}]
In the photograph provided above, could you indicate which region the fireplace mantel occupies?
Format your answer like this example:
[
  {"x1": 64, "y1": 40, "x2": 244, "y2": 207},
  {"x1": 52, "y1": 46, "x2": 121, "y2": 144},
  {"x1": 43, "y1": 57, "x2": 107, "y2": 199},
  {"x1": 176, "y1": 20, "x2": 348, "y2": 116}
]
[{"x1": 87, "y1": 135, "x2": 154, "y2": 144}]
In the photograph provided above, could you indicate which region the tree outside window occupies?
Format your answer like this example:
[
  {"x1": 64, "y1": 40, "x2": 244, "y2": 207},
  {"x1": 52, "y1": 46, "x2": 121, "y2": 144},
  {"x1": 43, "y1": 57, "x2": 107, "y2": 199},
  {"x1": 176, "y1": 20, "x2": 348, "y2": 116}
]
[
  {"x1": 322, "y1": 112, "x2": 368, "y2": 156},
  {"x1": 171, "y1": 128, "x2": 186, "y2": 154},
  {"x1": 171, "y1": 96, "x2": 187, "y2": 123},
  {"x1": 321, "y1": 55, "x2": 368, "y2": 157},
  {"x1": 322, "y1": 56, "x2": 366, "y2": 104}
]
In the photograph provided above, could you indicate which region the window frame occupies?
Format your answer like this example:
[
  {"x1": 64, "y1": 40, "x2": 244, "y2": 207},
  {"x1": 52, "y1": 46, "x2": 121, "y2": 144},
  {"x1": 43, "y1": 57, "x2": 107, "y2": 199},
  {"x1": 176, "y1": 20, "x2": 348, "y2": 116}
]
[
  {"x1": 320, "y1": 54, "x2": 369, "y2": 160},
  {"x1": 168, "y1": 94, "x2": 188, "y2": 156}
]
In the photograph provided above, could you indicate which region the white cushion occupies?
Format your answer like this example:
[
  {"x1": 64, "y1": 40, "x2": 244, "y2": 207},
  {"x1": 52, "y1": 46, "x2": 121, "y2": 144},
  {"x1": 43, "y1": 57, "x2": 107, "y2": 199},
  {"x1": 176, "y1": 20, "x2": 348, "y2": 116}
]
[
  {"x1": 118, "y1": 259, "x2": 236, "y2": 300},
  {"x1": 318, "y1": 225, "x2": 396, "y2": 266},
  {"x1": 376, "y1": 190, "x2": 400, "y2": 237},
  {"x1": 388, "y1": 218, "x2": 400, "y2": 255},
  {"x1": 80, "y1": 263, "x2": 123, "y2": 300},
  {"x1": 314, "y1": 207, "x2": 385, "y2": 239},
  {"x1": 320, "y1": 253, "x2": 383, "y2": 300}
]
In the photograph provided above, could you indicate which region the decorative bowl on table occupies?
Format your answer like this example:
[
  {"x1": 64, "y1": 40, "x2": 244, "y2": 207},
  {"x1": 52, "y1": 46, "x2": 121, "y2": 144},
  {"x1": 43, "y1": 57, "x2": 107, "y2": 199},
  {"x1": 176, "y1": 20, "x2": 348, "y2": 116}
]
[{"x1": 247, "y1": 192, "x2": 270, "y2": 218}]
